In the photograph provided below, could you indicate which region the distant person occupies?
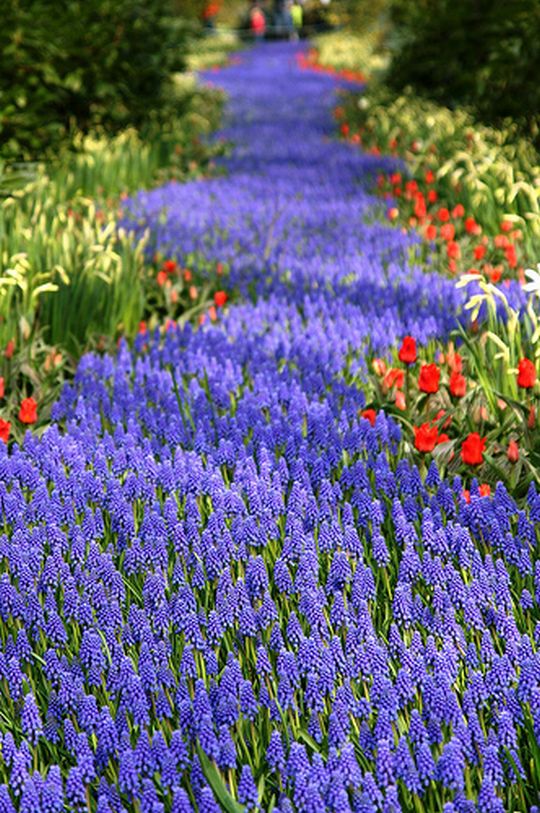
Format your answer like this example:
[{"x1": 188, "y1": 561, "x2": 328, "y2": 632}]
[
  {"x1": 283, "y1": 0, "x2": 295, "y2": 40},
  {"x1": 290, "y1": 0, "x2": 303, "y2": 39},
  {"x1": 250, "y1": 1, "x2": 266, "y2": 41},
  {"x1": 203, "y1": 1, "x2": 220, "y2": 29},
  {"x1": 273, "y1": 0, "x2": 286, "y2": 36}
]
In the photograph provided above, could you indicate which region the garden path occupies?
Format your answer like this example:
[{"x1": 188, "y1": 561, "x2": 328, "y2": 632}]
[{"x1": 5, "y1": 42, "x2": 535, "y2": 812}]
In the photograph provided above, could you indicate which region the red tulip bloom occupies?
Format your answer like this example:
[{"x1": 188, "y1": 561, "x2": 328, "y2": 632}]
[
  {"x1": 517, "y1": 358, "x2": 536, "y2": 389},
  {"x1": 461, "y1": 432, "x2": 486, "y2": 465},
  {"x1": 507, "y1": 439, "x2": 519, "y2": 463},
  {"x1": 425, "y1": 169, "x2": 435, "y2": 184},
  {"x1": 19, "y1": 397, "x2": 37, "y2": 425},
  {"x1": 214, "y1": 290, "x2": 228, "y2": 307},
  {"x1": 360, "y1": 408, "x2": 376, "y2": 426},
  {"x1": 398, "y1": 336, "x2": 417, "y2": 364},
  {"x1": 383, "y1": 368, "x2": 405, "y2": 390},
  {"x1": 479, "y1": 483, "x2": 491, "y2": 497},
  {"x1": 405, "y1": 180, "x2": 418, "y2": 195},
  {"x1": 488, "y1": 266, "x2": 503, "y2": 284},
  {"x1": 435, "y1": 408, "x2": 451, "y2": 430},
  {"x1": 372, "y1": 358, "x2": 387, "y2": 376},
  {"x1": 395, "y1": 390, "x2": 406, "y2": 410},
  {"x1": 0, "y1": 419, "x2": 10, "y2": 443},
  {"x1": 449, "y1": 371, "x2": 466, "y2": 397},
  {"x1": 162, "y1": 259, "x2": 177, "y2": 273},
  {"x1": 465, "y1": 217, "x2": 481, "y2": 235},
  {"x1": 425, "y1": 224, "x2": 437, "y2": 240},
  {"x1": 440, "y1": 223, "x2": 455, "y2": 241},
  {"x1": 4, "y1": 340, "x2": 14, "y2": 359},
  {"x1": 414, "y1": 196, "x2": 427, "y2": 219},
  {"x1": 447, "y1": 241, "x2": 461, "y2": 260},
  {"x1": 505, "y1": 245, "x2": 517, "y2": 268},
  {"x1": 473, "y1": 245, "x2": 486, "y2": 261},
  {"x1": 437, "y1": 208, "x2": 450, "y2": 222},
  {"x1": 0, "y1": 378, "x2": 4, "y2": 399},
  {"x1": 452, "y1": 204, "x2": 465, "y2": 218},
  {"x1": 156, "y1": 270, "x2": 168, "y2": 286},
  {"x1": 418, "y1": 363, "x2": 440, "y2": 393},
  {"x1": 414, "y1": 422, "x2": 439, "y2": 453},
  {"x1": 447, "y1": 350, "x2": 462, "y2": 373},
  {"x1": 427, "y1": 189, "x2": 438, "y2": 203}
]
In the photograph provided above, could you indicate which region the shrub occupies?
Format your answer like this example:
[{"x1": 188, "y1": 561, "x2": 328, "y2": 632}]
[
  {"x1": 0, "y1": 0, "x2": 188, "y2": 160},
  {"x1": 337, "y1": 85, "x2": 540, "y2": 259},
  {"x1": 386, "y1": 0, "x2": 540, "y2": 136}
]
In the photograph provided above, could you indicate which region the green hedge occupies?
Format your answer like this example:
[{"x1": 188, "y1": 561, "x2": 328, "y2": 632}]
[
  {"x1": 0, "y1": 0, "x2": 190, "y2": 160},
  {"x1": 386, "y1": 0, "x2": 540, "y2": 135}
]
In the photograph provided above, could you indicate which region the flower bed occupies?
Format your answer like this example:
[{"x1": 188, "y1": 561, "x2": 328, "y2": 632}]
[
  {"x1": 318, "y1": 58, "x2": 540, "y2": 497},
  {"x1": 0, "y1": 42, "x2": 538, "y2": 813},
  {"x1": 0, "y1": 79, "x2": 227, "y2": 444},
  {"x1": 334, "y1": 88, "x2": 540, "y2": 281}
]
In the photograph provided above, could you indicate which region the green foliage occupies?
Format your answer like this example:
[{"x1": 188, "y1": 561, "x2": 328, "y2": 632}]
[
  {"x1": 0, "y1": 83, "x2": 225, "y2": 352},
  {"x1": 340, "y1": 85, "x2": 540, "y2": 255},
  {"x1": 0, "y1": 76, "x2": 225, "y2": 446},
  {"x1": 386, "y1": 0, "x2": 540, "y2": 135},
  {"x1": 313, "y1": 30, "x2": 390, "y2": 77},
  {"x1": 315, "y1": 0, "x2": 388, "y2": 30},
  {"x1": 361, "y1": 275, "x2": 540, "y2": 498},
  {"x1": 186, "y1": 30, "x2": 241, "y2": 72},
  {"x1": 0, "y1": 0, "x2": 189, "y2": 160}
]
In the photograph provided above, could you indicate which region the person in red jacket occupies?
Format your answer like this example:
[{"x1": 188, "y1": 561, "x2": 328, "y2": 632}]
[
  {"x1": 250, "y1": 1, "x2": 266, "y2": 41},
  {"x1": 203, "y1": 1, "x2": 220, "y2": 29}
]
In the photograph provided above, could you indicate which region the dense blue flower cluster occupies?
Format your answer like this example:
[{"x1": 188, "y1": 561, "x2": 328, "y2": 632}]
[{"x1": 1, "y1": 43, "x2": 538, "y2": 812}]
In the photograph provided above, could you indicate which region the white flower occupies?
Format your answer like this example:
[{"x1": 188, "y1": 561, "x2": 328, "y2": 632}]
[{"x1": 524, "y1": 264, "x2": 540, "y2": 297}]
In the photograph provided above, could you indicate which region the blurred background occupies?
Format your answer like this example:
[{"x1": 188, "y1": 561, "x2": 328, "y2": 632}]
[
  {"x1": 1, "y1": 0, "x2": 538, "y2": 162},
  {"x1": 0, "y1": 0, "x2": 538, "y2": 439}
]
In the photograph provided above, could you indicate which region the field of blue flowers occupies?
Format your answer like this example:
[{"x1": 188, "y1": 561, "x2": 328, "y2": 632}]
[{"x1": 2, "y1": 43, "x2": 539, "y2": 813}]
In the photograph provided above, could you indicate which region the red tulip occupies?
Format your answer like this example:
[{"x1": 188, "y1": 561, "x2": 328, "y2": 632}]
[
  {"x1": 418, "y1": 363, "x2": 440, "y2": 394},
  {"x1": 214, "y1": 290, "x2": 228, "y2": 308},
  {"x1": 398, "y1": 336, "x2": 417, "y2": 364},
  {"x1": 449, "y1": 371, "x2": 466, "y2": 397},
  {"x1": 19, "y1": 397, "x2": 37, "y2": 425},
  {"x1": 440, "y1": 223, "x2": 455, "y2": 241},
  {"x1": 360, "y1": 409, "x2": 376, "y2": 426},
  {"x1": 437, "y1": 208, "x2": 450, "y2": 222},
  {"x1": 517, "y1": 358, "x2": 536, "y2": 389},
  {"x1": 414, "y1": 422, "x2": 439, "y2": 453},
  {"x1": 0, "y1": 419, "x2": 10, "y2": 443},
  {"x1": 473, "y1": 245, "x2": 486, "y2": 261},
  {"x1": 507, "y1": 440, "x2": 519, "y2": 463},
  {"x1": 461, "y1": 432, "x2": 486, "y2": 466}
]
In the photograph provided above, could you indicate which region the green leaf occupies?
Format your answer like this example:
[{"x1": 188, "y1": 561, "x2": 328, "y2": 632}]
[{"x1": 196, "y1": 747, "x2": 246, "y2": 813}]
